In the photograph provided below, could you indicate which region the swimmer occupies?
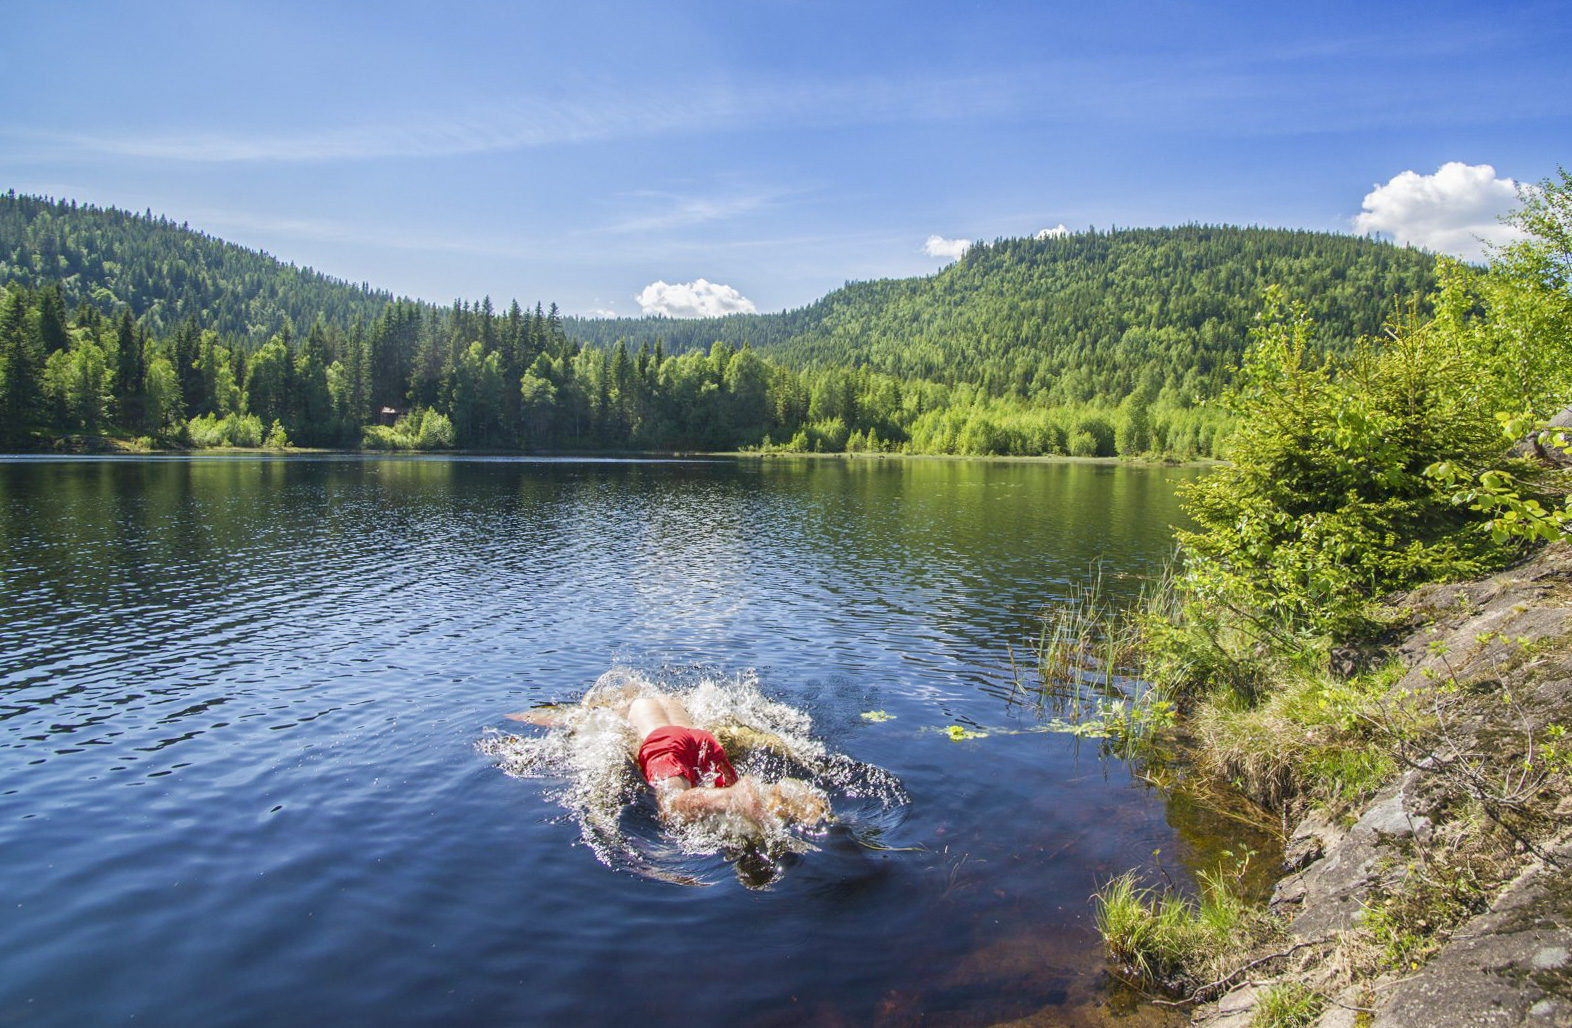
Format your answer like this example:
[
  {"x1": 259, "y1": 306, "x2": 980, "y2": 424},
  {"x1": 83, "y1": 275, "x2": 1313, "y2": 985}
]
[{"x1": 508, "y1": 689, "x2": 828, "y2": 828}]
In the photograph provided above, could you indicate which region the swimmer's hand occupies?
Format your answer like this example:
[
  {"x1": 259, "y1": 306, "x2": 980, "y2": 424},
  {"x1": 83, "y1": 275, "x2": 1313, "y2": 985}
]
[
  {"x1": 505, "y1": 705, "x2": 568, "y2": 726},
  {"x1": 765, "y1": 778, "x2": 831, "y2": 827}
]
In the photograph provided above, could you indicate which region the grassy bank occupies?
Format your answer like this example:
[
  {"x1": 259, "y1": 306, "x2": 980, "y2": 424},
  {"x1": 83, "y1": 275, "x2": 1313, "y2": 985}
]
[{"x1": 1075, "y1": 171, "x2": 1572, "y2": 1023}]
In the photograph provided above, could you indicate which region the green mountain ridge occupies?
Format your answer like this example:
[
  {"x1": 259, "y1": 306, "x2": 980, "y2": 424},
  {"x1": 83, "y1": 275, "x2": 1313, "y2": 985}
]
[
  {"x1": 567, "y1": 225, "x2": 1438, "y2": 402},
  {"x1": 0, "y1": 190, "x2": 1442, "y2": 457},
  {"x1": 0, "y1": 191, "x2": 401, "y2": 340},
  {"x1": 3, "y1": 191, "x2": 1437, "y2": 409}
]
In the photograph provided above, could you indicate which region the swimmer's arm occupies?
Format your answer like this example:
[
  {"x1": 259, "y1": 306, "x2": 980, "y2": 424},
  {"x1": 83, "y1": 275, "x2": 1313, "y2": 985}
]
[{"x1": 657, "y1": 775, "x2": 767, "y2": 824}]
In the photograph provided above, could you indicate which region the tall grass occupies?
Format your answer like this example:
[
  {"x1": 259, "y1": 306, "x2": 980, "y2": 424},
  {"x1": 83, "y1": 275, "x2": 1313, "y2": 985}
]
[
  {"x1": 1094, "y1": 864, "x2": 1280, "y2": 996},
  {"x1": 1028, "y1": 565, "x2": 1178, "y2": 753}
]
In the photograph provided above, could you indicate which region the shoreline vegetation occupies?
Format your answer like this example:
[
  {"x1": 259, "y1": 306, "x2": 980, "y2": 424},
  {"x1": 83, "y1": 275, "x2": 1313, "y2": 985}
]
[
  {"x1": 10, "y1": 429, "x2": 1217, "y2": 468},
  {"x1": 1055, "y1": 170, "x2": 1572, "y2": 1026}
]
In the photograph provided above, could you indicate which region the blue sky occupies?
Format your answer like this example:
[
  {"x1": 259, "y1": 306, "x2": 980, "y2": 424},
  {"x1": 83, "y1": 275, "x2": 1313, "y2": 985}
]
[{"x1": 3, "y1": 1, "x2": 1568, "y2": 317}]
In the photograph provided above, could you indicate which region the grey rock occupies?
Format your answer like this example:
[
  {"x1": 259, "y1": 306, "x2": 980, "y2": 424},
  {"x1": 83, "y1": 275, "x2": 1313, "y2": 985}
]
[
  {"x1": 1512, "y1": 406, "x2": 1572, "y2": 467},
  {"x1": 1287, "y1": 772, "x2": 1429, "y2": 939},
  {"x1": 1284, "y1": 808, "x2": 1341, "y2": 872},
  {"x1": 1370, "y1": 838, "x2": 1572, "y2": 1028},
  {"x1": 1313, "y1": 1005, "x2": 1361, "y2": 1028},
  {"x1": 1195, "y1": 984, "x2": 1261, "y2": 1028}
]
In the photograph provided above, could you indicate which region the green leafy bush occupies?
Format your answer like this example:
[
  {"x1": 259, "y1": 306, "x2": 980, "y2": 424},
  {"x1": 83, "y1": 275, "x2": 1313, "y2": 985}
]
[
  {"x1": 186, "y1": 412, "x2": 265, "y2": 448},
  {"x1": 1174, "y1": 288, "x2": 1526, "y2": 647},
  {"x1": 360, "y1": 408, "x2": 454, "y2": 451}
]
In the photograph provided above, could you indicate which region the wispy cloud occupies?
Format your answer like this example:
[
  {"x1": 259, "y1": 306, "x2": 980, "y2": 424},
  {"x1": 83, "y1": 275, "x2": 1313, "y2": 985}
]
[
  {"x1": 601, "y1": 186, "x2": 789, "y2": 233},
  {"x1": 34, "y1": 70, "x2": 1038, "y2": 165},
  {"x1": 45, "y1": 91, "x2": 730, "y2": 163},
  {"x1": 1352, "y1": 162, "x2": 1526, "y2": 261}
]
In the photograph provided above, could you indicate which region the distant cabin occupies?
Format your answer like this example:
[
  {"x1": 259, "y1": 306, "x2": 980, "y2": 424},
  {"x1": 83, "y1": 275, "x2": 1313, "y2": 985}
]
[{"x1": 378, "y1": 407, "x2": 405, "y2": 427}]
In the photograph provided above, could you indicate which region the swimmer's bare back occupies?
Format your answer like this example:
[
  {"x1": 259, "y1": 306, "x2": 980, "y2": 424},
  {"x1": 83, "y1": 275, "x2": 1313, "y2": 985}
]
[{"x1": 624, "y1": 695, "x2": 694, "y2": 740}]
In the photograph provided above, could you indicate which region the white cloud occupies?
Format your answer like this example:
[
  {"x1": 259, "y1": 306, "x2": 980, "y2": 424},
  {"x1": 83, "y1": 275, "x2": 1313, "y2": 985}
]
[
  {"x1": 1352, "y1": 162, "x2": 1527, "y2": 261},
  {"x1": 636, "y1": 279, "x2": 757, "y2": 318},
  {"x1": 923, "y1": 234, "x2": 971, "y2": 260},
  {"x1": 1035, "y1": 224, "x2": 1070, "y2": 239}
]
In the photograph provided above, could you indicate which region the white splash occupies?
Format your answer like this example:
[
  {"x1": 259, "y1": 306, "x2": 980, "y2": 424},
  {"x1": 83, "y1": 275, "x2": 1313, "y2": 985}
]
[{"x1": 478, "y1": 666, "x2": 907, "y2": 887}]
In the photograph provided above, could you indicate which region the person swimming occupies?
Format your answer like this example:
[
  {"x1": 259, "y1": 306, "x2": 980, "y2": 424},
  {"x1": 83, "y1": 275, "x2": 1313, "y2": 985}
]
[{"x1": 507, "y1": 685, "x2": 829, "y2": 829}]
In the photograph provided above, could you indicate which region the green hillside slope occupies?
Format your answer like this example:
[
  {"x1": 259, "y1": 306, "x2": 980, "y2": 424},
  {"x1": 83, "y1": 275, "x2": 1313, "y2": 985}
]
[
  {"x1": 568, "y1": 226, "x2": 1438, "y2": 403},
  {"x1": 0, "y1": 191, "x2": 400, "y2": 340},
  {"x1": 0, "y1": 192, "x2": 1443, "y2": 459}
]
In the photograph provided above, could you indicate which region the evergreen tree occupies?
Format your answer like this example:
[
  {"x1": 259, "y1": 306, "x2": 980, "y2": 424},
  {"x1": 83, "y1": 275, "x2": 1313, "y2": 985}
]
[
  {"x1": 35, "y1": 286, "x2": 70, "y2": 355},
  {"x1": 112, "y1": 309, "x2": 143, "y2": 424},
  {"x1": 0, "y1": 288, "x2": 41, "y2": 441}
]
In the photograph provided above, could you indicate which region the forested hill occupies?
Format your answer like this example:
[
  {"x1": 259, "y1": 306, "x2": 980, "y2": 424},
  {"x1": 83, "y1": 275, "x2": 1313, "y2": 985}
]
[
  {"x1": 2, "y1": 191, "x2": 1437, "y2": 409},
  {"x1": 0, "y1": 191, "x2": 400, "y2": 340},
  {"x1": 567, "y1": 226, "x2": 1438, "y2": 403},
  {"x1": 0, "y1": 191, "x2": 1442, "y2": 460}
]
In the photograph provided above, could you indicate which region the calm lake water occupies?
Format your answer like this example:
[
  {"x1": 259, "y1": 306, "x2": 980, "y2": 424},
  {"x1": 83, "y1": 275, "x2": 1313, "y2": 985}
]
[{"x1": 1, "y1": 455, "x2": 1241, "y2": 1027}]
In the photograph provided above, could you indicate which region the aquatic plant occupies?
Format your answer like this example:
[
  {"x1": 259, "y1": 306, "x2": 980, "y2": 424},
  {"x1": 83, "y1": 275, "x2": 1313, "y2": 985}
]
[{"x1": 1026, "y1": 566, "x2": 1179, "y2": 755}]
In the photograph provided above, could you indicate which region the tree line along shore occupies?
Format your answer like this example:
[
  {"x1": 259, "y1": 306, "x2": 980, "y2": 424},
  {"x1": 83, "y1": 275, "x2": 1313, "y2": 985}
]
[{"x1": 2, "y1": 193, "x2": 1439, "y2": 459}]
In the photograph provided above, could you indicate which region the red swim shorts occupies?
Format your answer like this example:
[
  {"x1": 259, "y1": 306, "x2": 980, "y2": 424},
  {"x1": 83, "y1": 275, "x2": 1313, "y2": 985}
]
[{"x1": 636, "y1": 726, "x2": 738, "y2": 788}]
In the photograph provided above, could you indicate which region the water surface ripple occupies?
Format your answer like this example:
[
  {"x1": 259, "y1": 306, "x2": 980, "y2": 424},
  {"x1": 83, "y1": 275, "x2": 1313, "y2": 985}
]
[{"x1": 1, "y1": 455, "x2": 1211, "y2": 1027}]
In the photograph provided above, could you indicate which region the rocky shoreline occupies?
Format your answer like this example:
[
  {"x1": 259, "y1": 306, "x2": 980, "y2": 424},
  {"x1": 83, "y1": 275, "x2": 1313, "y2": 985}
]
[{"x1": 1197, "y1": 543, "x2": 1572, "y2": 1027}]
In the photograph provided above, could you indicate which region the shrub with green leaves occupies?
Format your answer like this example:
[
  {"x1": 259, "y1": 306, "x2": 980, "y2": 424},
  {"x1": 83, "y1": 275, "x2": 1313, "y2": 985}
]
[
  {"x1": 360, "y1": 408, "x2": 455, "y2": 451},
  {"x1": 1175, "y1": 286, "x2": 1525, "y2": 645},
  {"x1": 186, "y1": 412, "x2": 265, "y2": 448},
  {"x1": 1147, "y1": 170, "x2": 1570, "y2": 727},
  {"x1": 1182, "y1": 173, "x2": 1571, "y2": 655}
]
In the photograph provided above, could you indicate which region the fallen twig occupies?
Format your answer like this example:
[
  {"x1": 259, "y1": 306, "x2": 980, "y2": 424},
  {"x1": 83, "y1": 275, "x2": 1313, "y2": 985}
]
[{"x1": 1151, "y1": 936, "x2": 1333, "y2": 1007}]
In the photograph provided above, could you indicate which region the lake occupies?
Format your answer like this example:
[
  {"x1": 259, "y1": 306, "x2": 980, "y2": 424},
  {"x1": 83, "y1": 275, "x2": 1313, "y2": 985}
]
[{"x1": 0, "y1": 455, "x2": 1239, "y2": 1027}]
